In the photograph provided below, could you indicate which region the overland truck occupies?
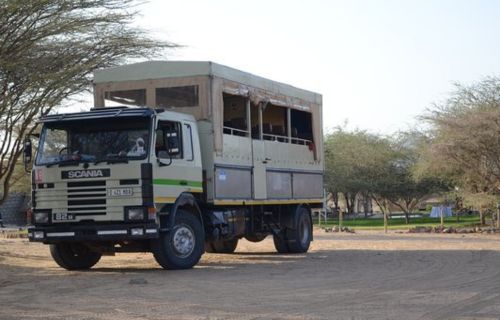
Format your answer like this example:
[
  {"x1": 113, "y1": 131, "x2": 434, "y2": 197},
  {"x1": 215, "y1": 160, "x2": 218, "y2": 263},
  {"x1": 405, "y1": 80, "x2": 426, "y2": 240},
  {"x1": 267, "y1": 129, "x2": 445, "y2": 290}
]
[{"x1": 26, "y1": 61, "x2": 324, "y2": 270}]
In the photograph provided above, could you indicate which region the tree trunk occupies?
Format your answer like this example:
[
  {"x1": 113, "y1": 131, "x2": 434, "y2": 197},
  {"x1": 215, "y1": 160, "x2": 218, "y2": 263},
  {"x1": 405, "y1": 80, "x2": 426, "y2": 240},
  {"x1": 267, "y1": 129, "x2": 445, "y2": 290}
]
[
  {"x1": 331, "y1": 191, "x2": 339, "y2": 211},
  {"x1": 389, "y1": 199, "x2": 411, "y2": 224},
  {"x1": 349, "y1": 193, "x2": 356, "y2": 215},
  {"x1": 404, "y1": 211, "x2": 410, "y2": 225},
  {"x1": 384, "y1": 210, "x2": 388, "y2": 234},
  {"x1": 363, "y1": 197, "x2": 370, "y2": 218},
  {"x1": 344, "y1": 193, "x2": 351, "y2": 215}
]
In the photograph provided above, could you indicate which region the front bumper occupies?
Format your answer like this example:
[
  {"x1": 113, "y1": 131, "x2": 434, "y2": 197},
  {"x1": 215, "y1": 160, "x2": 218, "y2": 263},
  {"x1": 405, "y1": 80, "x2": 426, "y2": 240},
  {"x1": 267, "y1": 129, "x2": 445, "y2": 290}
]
[{"x1": 28, "y1": 223, "x2": 159, "y2": 243}]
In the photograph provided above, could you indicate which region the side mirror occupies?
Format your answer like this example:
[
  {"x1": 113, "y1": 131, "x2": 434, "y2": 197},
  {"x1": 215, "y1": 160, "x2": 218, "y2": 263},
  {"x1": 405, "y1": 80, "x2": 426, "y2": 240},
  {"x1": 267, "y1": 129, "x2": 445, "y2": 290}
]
[{"x1": 23, "y1": 138, "x2": 33, "y2": 165}]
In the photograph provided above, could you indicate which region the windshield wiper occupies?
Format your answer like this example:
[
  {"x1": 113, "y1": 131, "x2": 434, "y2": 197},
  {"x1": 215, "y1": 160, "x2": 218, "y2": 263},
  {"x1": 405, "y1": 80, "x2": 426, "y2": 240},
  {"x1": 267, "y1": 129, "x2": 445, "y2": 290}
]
[
  {"x1": 106, "y1": 158, "x2": 128, "y2": 164},
  {"x1": 58, "y1": 160, "x2": 82, "y2": 167},
  {"x1": 94, "y1": 156, "x2": 129, "y2": 165}
]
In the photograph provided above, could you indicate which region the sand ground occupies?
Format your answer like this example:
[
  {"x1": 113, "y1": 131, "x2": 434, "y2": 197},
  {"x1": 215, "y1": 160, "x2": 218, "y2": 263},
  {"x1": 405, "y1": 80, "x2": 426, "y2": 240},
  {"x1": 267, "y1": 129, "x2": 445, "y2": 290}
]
[{"x1": 1, "y1": 229, "x2": 500, "y2": 320}]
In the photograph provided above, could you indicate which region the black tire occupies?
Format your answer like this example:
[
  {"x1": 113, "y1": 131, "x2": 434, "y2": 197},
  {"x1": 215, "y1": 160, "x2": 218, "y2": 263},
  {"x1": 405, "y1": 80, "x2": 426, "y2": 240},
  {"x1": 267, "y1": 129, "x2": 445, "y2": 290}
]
[
  {"x1": 245, "y1": 233, "x2": 267, "y2": 243},
  {"x1": 273, "y1": 231, "x2": 289, "y2": 253},
  {"x1": 287, "y1": 207, "x2": 312, "y2": 253},
  {"x1": 205, "y1": 238, "x2": 238, "y2": 253},
  {"x1": 50, "y1": 242, "x2": 102, "y2": 270},
  {"x1": 152, "y1": 210, "x2": 204, "y2": 270}
]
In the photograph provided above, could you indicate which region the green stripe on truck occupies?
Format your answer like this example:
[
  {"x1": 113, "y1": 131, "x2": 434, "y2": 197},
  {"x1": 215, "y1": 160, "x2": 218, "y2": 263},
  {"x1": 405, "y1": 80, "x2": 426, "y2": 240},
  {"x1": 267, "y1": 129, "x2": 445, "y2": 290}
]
[{"x1": 153, "y1": 179, "x2": 203, "y2": 188}]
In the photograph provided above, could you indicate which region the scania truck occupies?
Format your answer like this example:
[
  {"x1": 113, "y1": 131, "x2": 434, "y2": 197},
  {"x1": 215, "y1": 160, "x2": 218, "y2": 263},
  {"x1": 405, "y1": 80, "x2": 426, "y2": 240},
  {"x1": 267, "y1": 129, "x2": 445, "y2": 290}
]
[{"x1": 26, "y1": 61, "x2": 324, "y2": 270}]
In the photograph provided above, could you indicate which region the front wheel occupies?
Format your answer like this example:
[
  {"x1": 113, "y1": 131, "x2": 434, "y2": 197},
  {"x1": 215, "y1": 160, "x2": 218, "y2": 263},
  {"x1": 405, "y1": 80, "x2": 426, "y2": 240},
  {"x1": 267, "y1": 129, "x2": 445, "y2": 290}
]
[
  {"x1": 50, "y1": 242, "x2": 102, "y2": 270},
  {"x1": 152, "y1": 210, "x2": 204, "y2": 270}
]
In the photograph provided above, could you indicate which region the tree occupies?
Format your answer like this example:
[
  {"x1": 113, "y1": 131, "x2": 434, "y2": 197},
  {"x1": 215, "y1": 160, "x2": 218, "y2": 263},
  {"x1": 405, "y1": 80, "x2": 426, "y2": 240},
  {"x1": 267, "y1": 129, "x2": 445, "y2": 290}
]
[
  {"x1": 324, "y1": 128, "x2": 395, "y2": 216},
  {"x1": 0, "y1": 0, "x2": 177, "y2": 203},
  {"x1": 384, "y1": 131, "x2": 450, "y2": 224},
  {"x1": 324, "y1": 128, "x2": 450, "y2": 224},
  {"x1": 420, "y1": 77, "x2": 500, "y2": 223}
]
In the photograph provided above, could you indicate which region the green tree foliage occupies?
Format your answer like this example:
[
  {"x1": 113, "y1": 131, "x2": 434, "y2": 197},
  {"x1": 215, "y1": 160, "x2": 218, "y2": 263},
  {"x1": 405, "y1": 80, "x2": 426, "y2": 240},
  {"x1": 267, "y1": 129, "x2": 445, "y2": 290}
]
[
  {"x1": 324, "y1": 129, "x2": 450, "y2": 223},
  {"x1": 324, "y1": 128, "x2": 395, "y2": 214},
  {"x1": 386, "y1": 131, "x2": 450, "y2": 223},
  {"x1": 419, "y1": 77, "x2": 500, "y2": 223},
  {"x1": 0, "y1": 0, "x2": 177, "y2": 203}
]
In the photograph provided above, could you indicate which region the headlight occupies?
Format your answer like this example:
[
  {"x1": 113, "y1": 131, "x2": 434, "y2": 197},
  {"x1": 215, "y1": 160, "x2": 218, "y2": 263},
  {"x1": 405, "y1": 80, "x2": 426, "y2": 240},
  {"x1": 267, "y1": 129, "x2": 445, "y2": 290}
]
[
  {"x1": 34, "y1": 211, "x2": 49, "y2": 224},
  {"x1": 131, "y1": 228, "x2": 144, "y2": 236},
  {"x1": 126, "y1": 207, "x2": 145, "y2": 221},
  {"x1": 34, "y1": 231, "x2": 45, "y2": 239}
]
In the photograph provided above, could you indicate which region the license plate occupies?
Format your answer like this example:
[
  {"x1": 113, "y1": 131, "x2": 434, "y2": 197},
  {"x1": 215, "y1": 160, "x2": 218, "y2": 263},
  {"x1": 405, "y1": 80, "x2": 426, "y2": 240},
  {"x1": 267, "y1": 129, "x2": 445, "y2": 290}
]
[
  {"x1": 53, "y1": 213, "x2": 75, "y2": 221},
  {"x1": 107, "y1": 188, "x2": 133, "y2": 197}
]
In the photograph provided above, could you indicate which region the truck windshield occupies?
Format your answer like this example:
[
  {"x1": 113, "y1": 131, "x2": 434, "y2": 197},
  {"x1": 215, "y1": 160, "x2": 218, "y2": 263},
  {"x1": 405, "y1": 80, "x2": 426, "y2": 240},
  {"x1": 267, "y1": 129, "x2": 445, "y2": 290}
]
[{"x1": 36, "y1": 118, "x2": 150, "y2": 166}]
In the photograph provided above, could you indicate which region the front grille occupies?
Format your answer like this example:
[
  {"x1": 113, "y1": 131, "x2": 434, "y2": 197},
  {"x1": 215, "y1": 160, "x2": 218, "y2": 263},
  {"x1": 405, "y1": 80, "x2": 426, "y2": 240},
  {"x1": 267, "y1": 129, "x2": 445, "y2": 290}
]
[{"x1": 67, "y1": 180, "x2": 107, "y2": 216}]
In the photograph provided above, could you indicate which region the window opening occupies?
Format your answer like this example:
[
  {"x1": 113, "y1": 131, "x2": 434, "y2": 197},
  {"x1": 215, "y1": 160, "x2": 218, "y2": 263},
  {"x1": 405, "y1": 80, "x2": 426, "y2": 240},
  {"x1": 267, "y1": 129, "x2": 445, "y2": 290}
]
[
  {"x1": 222, "y1": 93, "x2": 249, "y2": 137},
  {"x1": 156, "y1": 85, "x2": 199, "y2": 108},
  {"x1": 105, "y1": 89, "x2": 146, "y2": 107},
  {"x1": 290, "y1": 109, "x2": 313, "y2": 145},
  {"x1": 183, "y1": 123, "x2": 194, "y2": 161},
  {"x1": 156, "y1": 121, "x2": 183, "y2": 159},
  {"x1": 261, "y1": 103, "x2": 288, "y2": 142}
]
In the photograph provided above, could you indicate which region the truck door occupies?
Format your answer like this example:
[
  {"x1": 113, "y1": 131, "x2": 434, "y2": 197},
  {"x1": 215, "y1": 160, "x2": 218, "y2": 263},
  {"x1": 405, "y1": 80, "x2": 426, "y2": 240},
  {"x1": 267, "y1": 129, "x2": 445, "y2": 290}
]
[{"x1": 152, "y1": 120, "x2": 203, "y2": 204}]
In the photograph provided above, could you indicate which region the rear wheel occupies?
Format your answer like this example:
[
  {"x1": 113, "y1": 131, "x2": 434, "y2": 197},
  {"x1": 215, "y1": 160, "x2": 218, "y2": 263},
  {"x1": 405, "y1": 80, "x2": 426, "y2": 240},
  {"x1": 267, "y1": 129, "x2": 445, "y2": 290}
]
[
  {"x1": 273, "y1": 206, "x2": 312, "y2": 254},
  {"x1": 287, "y1": 207, "x2": 312, "y2": 253},
  {"x1": 273, "y1": 231, "x2": 289, "y2": 253},
  {"x1": 205, "y1": 238, "x2": 239, "y2": 253},
  {"x1": 152, "y1": 210, "x2": 204, "y2": 270},
  {"x1": 50, "y1": 242, "x2": 102, "y2": 270}
]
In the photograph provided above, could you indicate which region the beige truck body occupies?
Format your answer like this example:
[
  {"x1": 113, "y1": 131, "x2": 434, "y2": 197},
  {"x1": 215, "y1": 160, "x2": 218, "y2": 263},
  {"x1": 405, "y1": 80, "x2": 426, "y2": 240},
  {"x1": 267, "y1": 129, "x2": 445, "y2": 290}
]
[{"x1": 93, "y1": 61, "x2": 324, "y2": 206}]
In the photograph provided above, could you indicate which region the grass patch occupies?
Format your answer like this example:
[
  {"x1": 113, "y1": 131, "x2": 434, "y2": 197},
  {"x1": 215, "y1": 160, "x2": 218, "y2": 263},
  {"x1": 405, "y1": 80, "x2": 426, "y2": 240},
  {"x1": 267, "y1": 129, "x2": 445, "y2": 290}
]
[
  {"x1": 0, "y1": 228, "x2": 28, "y2": 238},
  {"x1": 315, "y1": 215, "x2": 481, "y2": 230}
]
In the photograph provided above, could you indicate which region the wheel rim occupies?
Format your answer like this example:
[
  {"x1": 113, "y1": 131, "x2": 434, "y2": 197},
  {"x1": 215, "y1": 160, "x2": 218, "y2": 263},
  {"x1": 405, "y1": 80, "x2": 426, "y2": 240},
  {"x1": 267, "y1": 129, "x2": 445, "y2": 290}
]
[
  {"x1": 69, "y1": 243, "x2": 89, "y2": 258},
  {"x1": 299, "y1": 216, "x2": 310, "y2": 246},
  {"x1": 172, "y1": 225, "x2": 195, "y2": 258}
]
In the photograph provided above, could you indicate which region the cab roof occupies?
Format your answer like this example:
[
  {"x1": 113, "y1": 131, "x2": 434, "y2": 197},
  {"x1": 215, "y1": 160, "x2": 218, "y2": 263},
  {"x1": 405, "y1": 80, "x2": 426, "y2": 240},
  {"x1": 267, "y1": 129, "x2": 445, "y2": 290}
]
[{"x1": 40, "y1": 106, "x2": 196, "y2": 123}]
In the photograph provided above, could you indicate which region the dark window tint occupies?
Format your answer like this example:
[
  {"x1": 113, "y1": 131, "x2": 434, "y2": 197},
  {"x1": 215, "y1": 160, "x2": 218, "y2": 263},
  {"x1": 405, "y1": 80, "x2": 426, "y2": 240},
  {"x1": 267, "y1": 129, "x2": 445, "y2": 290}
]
[{"x1": 156, "y1": 121, "x2": 183, "y2": 159}]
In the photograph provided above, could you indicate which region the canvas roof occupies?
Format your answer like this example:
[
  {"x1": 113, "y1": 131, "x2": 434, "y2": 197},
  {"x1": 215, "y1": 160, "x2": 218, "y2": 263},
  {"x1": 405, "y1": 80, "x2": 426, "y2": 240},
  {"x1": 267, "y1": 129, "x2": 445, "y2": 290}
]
[{"x1": 93, "y1": 61, "x2": 321, "y2": 104}]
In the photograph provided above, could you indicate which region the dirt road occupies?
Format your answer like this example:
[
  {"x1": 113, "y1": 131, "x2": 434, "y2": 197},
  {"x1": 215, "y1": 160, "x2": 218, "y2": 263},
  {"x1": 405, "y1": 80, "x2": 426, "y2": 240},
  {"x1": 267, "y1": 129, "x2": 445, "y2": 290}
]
[{"x1": 1, "y1": 230, "x2": 500, "y2": 320}]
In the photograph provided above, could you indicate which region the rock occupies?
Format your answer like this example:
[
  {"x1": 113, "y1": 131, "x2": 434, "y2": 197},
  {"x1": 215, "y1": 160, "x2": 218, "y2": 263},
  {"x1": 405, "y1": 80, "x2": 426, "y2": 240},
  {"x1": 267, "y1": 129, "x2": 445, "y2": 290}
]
[
  {"x1": 129, "y1": 278, "x2": 148, "y2": 285},
  {"x1": 411, "y1": 226, "x2": 432, "y2": 233}
]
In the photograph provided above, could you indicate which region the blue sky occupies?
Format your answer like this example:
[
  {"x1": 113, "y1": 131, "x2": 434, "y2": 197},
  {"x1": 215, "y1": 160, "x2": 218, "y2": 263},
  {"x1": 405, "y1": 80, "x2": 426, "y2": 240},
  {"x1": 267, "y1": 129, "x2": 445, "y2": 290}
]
[{"x1": 131, "y1": 0, "x2": 500, "y2": 134}]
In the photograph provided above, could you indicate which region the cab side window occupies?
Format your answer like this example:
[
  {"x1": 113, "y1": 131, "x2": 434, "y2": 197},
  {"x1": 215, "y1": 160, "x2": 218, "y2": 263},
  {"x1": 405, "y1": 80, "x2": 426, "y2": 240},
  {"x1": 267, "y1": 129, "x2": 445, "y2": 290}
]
[
  {"x1": 183, "y1": 123, "x2": 194, "y2": 161},
  {"x1": 156, "y1": 121, "x2": 183, "y2": 159}
]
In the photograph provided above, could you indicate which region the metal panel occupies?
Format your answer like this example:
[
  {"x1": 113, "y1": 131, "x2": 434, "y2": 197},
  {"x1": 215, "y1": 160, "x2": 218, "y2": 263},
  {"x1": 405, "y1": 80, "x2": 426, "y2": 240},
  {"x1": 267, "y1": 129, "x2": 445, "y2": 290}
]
[
  {"x1": 214, "y1": 166, "x2": 252, "y2": 199},
  {"x1": 266, "y1": 171, "x2": 292, "y2": 199},
  {"x1": 252, "y1": 140, "x2": 267, "y2": 199},
  {"x1": 292, "y1": 173, "x2": 323, "y2": 199}
]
